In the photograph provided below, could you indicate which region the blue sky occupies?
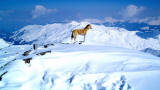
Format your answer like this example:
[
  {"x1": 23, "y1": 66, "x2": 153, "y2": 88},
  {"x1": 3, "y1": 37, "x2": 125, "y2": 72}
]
[{"x1": 0, "y1": 0, "x2": 160, "y2": 32}]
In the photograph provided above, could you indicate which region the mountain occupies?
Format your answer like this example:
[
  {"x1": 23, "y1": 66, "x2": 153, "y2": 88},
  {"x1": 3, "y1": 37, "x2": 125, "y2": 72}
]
[
  {"x1": 0, "y1": 38, "x2": 10, "y2": 49},
  {"x1": 102, "y1": 22, "x2": 160, "y2": 39},
  {"x1": 0, "y1": 21, "x2": 160, "y2": 90},
  {"x1": 11, "y1": 21, "x2": 160, "y2": 50}
]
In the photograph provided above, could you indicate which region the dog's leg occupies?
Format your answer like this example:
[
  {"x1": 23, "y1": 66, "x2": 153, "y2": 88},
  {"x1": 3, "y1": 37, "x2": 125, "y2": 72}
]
[
  {"x1": 83, "y1": 35, "x2": 86, "y2": 42},
  {"x1": 73, "y1": 35, "x2": 77, "y2": 44},
  {"x1": 74, "y1": 36, "x2": 76, "y2": 42}
]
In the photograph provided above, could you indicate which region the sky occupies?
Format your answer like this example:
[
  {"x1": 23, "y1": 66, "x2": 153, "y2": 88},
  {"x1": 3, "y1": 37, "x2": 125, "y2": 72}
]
[{"x1": 0, "y1": 0, "x2": 160, "y2": 33}]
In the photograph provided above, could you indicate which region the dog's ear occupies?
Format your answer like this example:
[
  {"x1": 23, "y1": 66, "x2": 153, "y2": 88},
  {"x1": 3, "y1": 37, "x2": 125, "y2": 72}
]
[
  {"x1": 85, "y1": 24, "x2": 92, "y2": 29},
  {"x1": 88, "y1": 24, "x2": 92, "y2": 29},
  {"x1": 87, "y1": 24, "x2": 90, "y2": 27}
]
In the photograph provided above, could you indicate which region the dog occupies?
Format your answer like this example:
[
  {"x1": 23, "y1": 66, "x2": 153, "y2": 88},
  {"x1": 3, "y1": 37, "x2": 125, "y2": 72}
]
[{"x1": 71, "y1": 24, "x2": 92, "y2": 43}]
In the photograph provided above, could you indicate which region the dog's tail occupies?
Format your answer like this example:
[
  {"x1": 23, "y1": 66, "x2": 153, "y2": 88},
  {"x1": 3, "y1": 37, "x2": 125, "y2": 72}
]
[{"x1": 71, "y1": 32, "x2": 74, "y2": 40}]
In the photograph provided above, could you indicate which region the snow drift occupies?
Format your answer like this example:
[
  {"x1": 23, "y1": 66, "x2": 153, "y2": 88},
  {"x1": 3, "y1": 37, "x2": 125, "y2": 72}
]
[
  {"x1": 0, "y1": 44, "x2": 160, "y2": 90},
  {"x1": 12, "y1": 21, "x2": 160, "y2": 50}
]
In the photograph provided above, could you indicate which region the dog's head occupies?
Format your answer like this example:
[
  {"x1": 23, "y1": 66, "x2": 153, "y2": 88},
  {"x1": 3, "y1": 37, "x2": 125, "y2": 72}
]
[{"x1": 85, "y1": 24, "x2": 92, "y2": 29}]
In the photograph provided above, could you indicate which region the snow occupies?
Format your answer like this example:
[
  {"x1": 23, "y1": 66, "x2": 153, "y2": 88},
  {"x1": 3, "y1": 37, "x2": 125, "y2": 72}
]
[
  {"x1": 12, "y1": 21, "x2": 160, "y2": 50},
  {"x1": 0, "y1": 43, "x2": 160, "y2": 90},
  {"x1": 142, "y1": 48, "x2": 160, "y2": 57},
  {"x1": 0, "y1": 38, "x2": 9, "y2": 49},
  {"x1": 1, "y1": 21, "x2": 160, "y2": 90}
]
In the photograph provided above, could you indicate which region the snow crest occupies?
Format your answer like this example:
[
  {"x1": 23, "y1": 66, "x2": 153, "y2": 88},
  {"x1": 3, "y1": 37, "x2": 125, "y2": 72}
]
[
  {"x1": 0, "y1": 38, "x2": 9, "y2": 49},
  {"x1": 12, "y1": 21, "x2": 160, "y2": 50}
]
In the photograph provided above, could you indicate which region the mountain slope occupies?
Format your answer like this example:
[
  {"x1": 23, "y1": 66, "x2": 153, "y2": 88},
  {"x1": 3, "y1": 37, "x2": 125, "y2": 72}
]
[
  {"x1": 0, "y1": 38, "x2": 9, "y2": 49},
  {"x1": 0, "y1": 44, "x2": 160, "y2": 90},
  {"x1": 1, "y1": 21, "x2": 160, "y2": 90},
  {"x1": 12, "y1": 21, "x2": 160, "y2": 50}
]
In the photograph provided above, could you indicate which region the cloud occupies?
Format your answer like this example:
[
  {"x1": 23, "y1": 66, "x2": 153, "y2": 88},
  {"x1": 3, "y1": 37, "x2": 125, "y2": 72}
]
[
  {"x1": 121, "y1": 5, "x2": 145, "y2": 18},
  {"x1": 118, "y1": 16, "x2": 160, "y2": 25},
  {"x1": 82, "y1": 16, "x2": 160, "y2": 25},
  {"x1": 82, "y1": 5, "x2": 159, "y2": 25},
  {"x1": 104, "y1": 17, "x2": 119, "y2": 23},
  {"x1": 82, "y1": 18, "x2": 103, "y2": 23},
  {"x1": 32, "y1": 5, "x2": 57, "y2": 19},
  {"x1": 82, "y1": 17, "x2": 124, "y2": 24},
  {"x1": 147, "y1": 16, "x2": 160, "y2": 25},
  {"x1": 128, "y1": 16, "x2": 160, "y2": 25}
]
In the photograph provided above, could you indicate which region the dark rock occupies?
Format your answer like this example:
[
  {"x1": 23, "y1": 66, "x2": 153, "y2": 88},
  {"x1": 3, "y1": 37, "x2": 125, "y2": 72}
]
[
  {"x1": 0, "y1": 71, "x2": 8, "y2": 81},
  {"x1": 23, "y1": 50, "x2": 32, "y2": 56},
  {"x1": 23, "y1": 58, "x2": 32, "y2": 64},
  {"x1": 38, "y1": 50, "x2": 51, "y2": 56},
  {"x1": 33, "y1": 44, "x2": 38, "y2": 50}
]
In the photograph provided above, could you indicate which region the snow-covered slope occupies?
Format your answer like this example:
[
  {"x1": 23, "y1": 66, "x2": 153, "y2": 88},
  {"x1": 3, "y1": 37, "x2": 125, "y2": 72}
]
[
  {"x1": 1, "y1": 21, "x2": 160, "y2": 90},
  {"x1": 0, "y1": 44, "x2": 160, "y2": 90},
  {"x1": 12, "y1": 21, "x2": 160, "y2": 50},
  {"x1": 0, "y1": 38, "x2": 9, "y2": 49},
  {"x1": 142, "y1": 48, "x2": 160, "y2": 57}
]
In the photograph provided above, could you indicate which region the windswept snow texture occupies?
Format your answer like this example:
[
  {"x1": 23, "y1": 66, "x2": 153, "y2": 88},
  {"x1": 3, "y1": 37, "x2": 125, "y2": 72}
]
[
  {"x1": 0, "y1": 44, "x2": 160, "y2": 90},
  {"x1": 12, "y1": 21, "x2": 160, "y2": 50},
  {"x1": 0, "y1": 38, "x2": 9, "y2": 49}
]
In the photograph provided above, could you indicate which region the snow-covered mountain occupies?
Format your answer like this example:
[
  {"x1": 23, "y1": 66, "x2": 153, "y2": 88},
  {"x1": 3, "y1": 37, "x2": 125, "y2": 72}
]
[
  {"x1": 0, "y1": 21, "x2": 160, "y2": 90},
  {"x1": 12, "y1": 21, "x2": 160, "y2": 50},
  {"x1": 0, "y1": 38, "x2": 10, "y2": 49}
]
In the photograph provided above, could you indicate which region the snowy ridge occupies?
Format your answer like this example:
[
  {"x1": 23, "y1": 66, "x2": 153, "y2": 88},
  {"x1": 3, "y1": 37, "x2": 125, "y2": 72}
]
[
  {"x1": 12, "y1": 21, "x2": 160, "y2": 50},
  {"x1": 0, "y1": 38, "x2": 9, "y2": 49},
  {"x1": 0, "y1": 44, "x2": 160, "y2": 90}
]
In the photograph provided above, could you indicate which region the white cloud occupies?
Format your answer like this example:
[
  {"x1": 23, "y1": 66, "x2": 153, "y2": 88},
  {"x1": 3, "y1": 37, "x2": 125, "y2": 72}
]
[
  {"x1": 82, "y1": 16, "x2": 160, "y2": 26},
  {"x1": 104, "y1": 17, "x2": 119, "y2": 23},
  {"x1": 130, "y1": 16, "x2": 160, "y2": 25},
  {"x1": 82, "y1": 17, "x2": 124, "y2": 24},
  {"x1": 121, "y1": 5, "x2": 145, "y2": 18},
  {"x1": 82, "y1": 5, "x2": 159, "y2": 25},
  {"x1": 82, "y1": 18, "x2": 103, "y2": 23},
  {"x1": 32, "y1": 5, "x2": 56, "y2": 19},
  {"x1": 147, "y1": 16, "x2": 160, "y2": 25}
]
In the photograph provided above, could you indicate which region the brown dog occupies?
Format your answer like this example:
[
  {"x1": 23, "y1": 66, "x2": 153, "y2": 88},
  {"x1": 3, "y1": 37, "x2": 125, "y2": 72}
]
[{"x1": 71, "y1": 24, "x2": 92, "y2": 42}]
